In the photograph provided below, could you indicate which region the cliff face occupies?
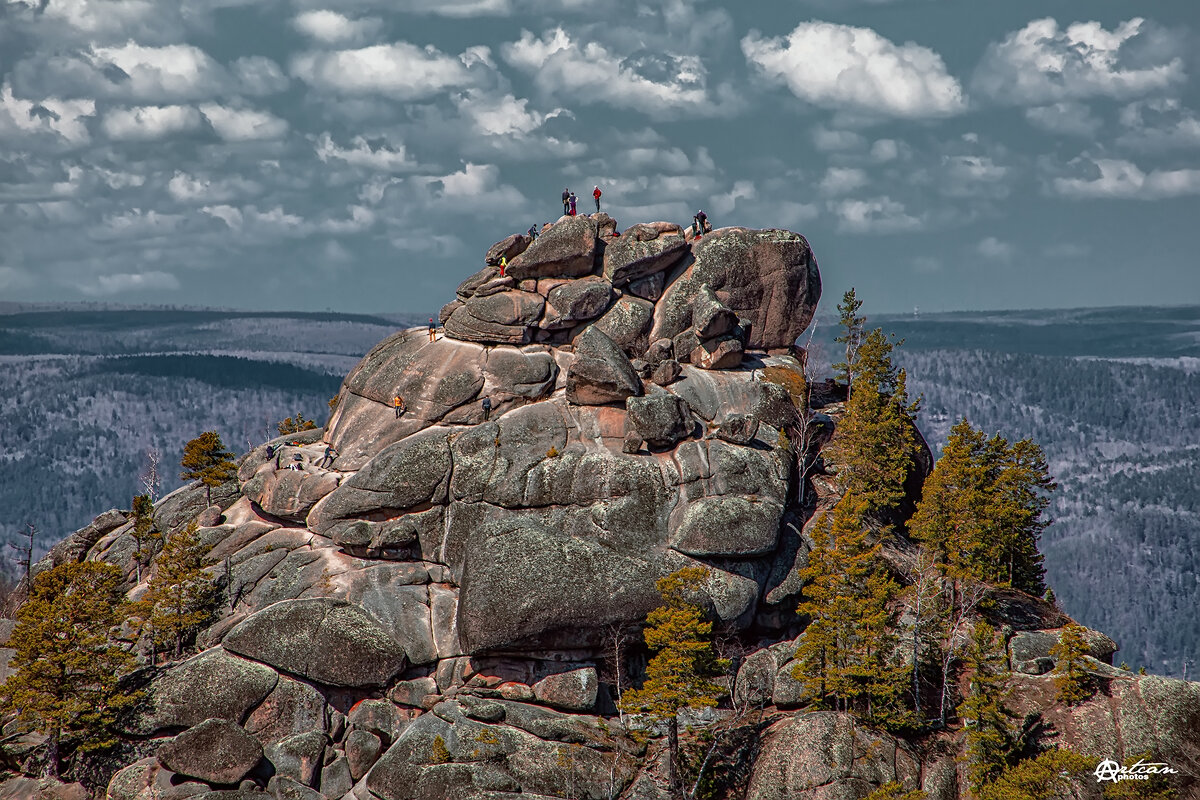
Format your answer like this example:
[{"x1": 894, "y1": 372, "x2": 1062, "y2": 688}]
[{"x1": 4, "y1": 213, "x2": 1199, "y2": 800}]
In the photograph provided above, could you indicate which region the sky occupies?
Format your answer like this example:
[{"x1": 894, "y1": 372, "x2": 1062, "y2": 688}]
[{"x1": 1, "y1": 0, "x2": 1198, "y2": 316}]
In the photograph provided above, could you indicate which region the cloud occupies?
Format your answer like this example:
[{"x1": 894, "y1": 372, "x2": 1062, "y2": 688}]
[
  {"x1": 1051, "y1": 157, "x2": 1200, "y2": 200},
  {"x1": 820, "y1": 167, "x2": 869, "y2": 196},
  {"x1": 1117, "y1": 99, "x2": 1200, "y2": 151},
  {"x1": 742, "y1": 22, "x2": 965, "y2": 118},
  {"x1": 831, "y1": 196, "x2": 922, "y2": 233},
  {"x1": 974, "y1": 17, "x2": 1185, "y2": 105},
  {"x1": 232, "y1": 57, "x2": 290, "y2": 95},
  {"x1": 200, "y1": 103, "x2": 289, "y2": 141},
  {"x1": 292, "y1": 11, "x2": 384, "y2": 45},
  {"x1": 976, "y1": 236, "x2": 1014, "y2": 261},
  {"x1": 812, "y1": 126, "x2": 867, "y2": 152},
  {"x1": 870, "y1": 139, "x2": 901, "y2": 162},
  {"x1": 709, "y1": 180, "x2": 756, "y2": 216},
  {"x1": 167, "y1": 172, "x2": 261, "y2": 203},
  {"x1": 201, "y1": 204, "x2": 307, "y2": 236},
  {"x1": 81, "y1": 270, "x2": 181, "y2": 296},
  {"x1": 453, "y1": 90, "x2": 568, "y2": 136},
  {"x1": 89, "y1": 42, "x2": 227, "y2": 101},
  {"x1": 290, "y1": 42, "x2": 483, "y2": 97},
  {"x1": 1024, "y1": 102, "x2": 1102, "y2": 138},
  {"x1": 101, "y1": 104, "x2": 201, "y2": 140},
  {"x1": 0, "y1": 83, "x2": 95, "y2": 146},
  {"x1": 941, "y1": 154, "x2": 1011, "y2": 198},
  {"x1": 419, "y1": 162, "x2": 527, "y2": 214},
  {"x1": 0, "y1": 266, "x2": 34, "y2": 292},
  {"x1": 502, "y1": 28, "x2": 732, "y2": 116},
  {"x1": 315, "y1": 132, "x2": 415, "y2": 171}
]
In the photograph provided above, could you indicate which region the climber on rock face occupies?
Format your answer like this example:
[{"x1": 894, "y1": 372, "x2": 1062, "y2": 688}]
[
  {"x1": 593, "y1": 185, "x2": 602, "y2": 213},
  {"x1": 393, "y1": 395, "x2": 406, "y2": 418},
  {"x1": 481, "y1": 396, "x2": 492, "y2": 421},
  {"x1": 562, "y1": 188, "x2": 570, "y2": 216},
  {"x1": 528, "y1": 224, "x2": 538, "y2": 241},
  {"x1": 499, "y1": 255, "x2": 508, "y2": 278},
  {"x1": 428, "y1": 317, "x2": 437, "y2": 342}
]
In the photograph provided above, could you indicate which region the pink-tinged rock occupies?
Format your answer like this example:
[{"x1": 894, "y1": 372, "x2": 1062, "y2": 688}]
[
  {"x1": 507, "y1": 215, "x2": 598, "y2": 280},
  {"x1": 690, "y1": 336, "x2": 744, "y2": 370}
]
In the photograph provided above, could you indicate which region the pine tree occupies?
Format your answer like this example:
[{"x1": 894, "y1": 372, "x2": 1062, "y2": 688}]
[
  {"x1": 825, "y1": 328, "x2": 918, "y2": 523},
  {"x1": 957, "y1": 621, "x2": 1013, "y2": 792},
  {"x1": 142, "y1": 522, "x2": 218, "y2": 661},
  {"x1": 130, "y1": 493, "x2": 161, "y2": 584},
  {"x1": 793, "y1": 495, "x2": 912, "y2": 730},
  {"x1": 1049, "y1": 624, "x2": 1094, "y2": 706},
  {"x1": 909, "y1": 420, "x2": 1054, "y2": 595},
  {"x1": 180, "y1": 431, "x2": 236, "y2": 506},
  {"x1": 976, "y1": 748, "x2": 1095, "y2": 800},
  {"x1": 620, "y1": 566, "x2": 727, "y2": 798},
  {"x1": 277, "y1": 412, "x2": 318, "y2": 435},
  {"x1": 865, "y1": 782, "x2": 927, "y2": 800},
  {"x1": 832, "y1": 288, "x2": 866, "y2": 392},
  {"x1": 0, "y1": 561, "x2": 139, "y2": 776}
]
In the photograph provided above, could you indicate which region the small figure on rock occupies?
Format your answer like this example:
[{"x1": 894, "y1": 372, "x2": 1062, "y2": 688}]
[
  {"x1": 318, "y1": 444, "x2": 336, "y2": 468},
  {"x1": 693, "y1": 209, "x2": 708, "y2": 238},
  {"x1": 265, "y1": 443, "x2": 279, "y2": 469},
  {"x1": 528, "y1": 224, "x2": 539, "y2": 241},
  {"x1": 291, "y1": 453, "x2": 304, "y2": 470},
  {"x1": 393, "y1": 394, "x2": 406, "y2": 418},
  {"x1": 481, "y1": 396, "x2": 492, "y2": 421},
  {"x1": 499, "y1": 255, "x2": 508, "y2": 278},
  {"x1": 569, "y1": 192, "x2": 577, "y2": 216},
  {"x1": 593, "y1": 185, "x2": 602, "y2": 212},
  {"x1": 562, "y1": 187, "x2": 570, "y2": 216},
  {"x1": 428, "y1": 317, "x2": 437, "y2": 343}
]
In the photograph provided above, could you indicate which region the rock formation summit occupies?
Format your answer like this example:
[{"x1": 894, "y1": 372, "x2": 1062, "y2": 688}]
[{"x1": 8, "y1": 213, "x2": 1200, "y2": 800}]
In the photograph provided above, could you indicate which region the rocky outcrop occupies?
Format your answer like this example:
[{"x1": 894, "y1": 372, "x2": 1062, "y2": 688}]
[{"x1": 156, "y1": 719, "x2": 264, "y2": 786}]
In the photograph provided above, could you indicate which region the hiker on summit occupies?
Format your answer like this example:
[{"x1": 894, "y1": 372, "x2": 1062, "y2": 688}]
[
  {"x1": 569, "y1": 192, "x2": 577, "y2": 216},
  {"x1": 318, "y1": 444, "x2": 336, "y2": 468},
  {"x1": 393, "y1": 395, "x2": 406, "y2": 418},
  {"x1": 562, "y1": 188, "x2": 570, "y2": 215},
  {"x1": 593, "y1": 185, "x2": 602, "y2": 212},
  {"x1": 528, "y1": 224, "x2": 538, "y2": 241},
  {"x1": 499, "y1": 255, "x2": 508, "y2": 277},
  {"x1": 428, "y1": 317, "x2": 437, "y2": 342},
  {"x1": 693, "y1": 209, "x2": 708, "y2": 237}
]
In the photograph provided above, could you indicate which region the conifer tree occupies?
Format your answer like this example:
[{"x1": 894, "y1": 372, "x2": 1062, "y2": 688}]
[
  {"x1": 142, "y1": 522, "x2": 218, "y2": 660},
  {"x1": 180, "y1": 431, "x2": 236, "y2": 505},
  {"x1": 957, "y1": 621, "x2": 1013, "y2": 792},
  {"x1": 976, "y1": 748, "x2": 1095, "y2": 800},
  {"x1": 793, "y1": 495, "x2": 912, "y2": 730},
  {"x1": 825, "y1": 328, "x2": 918, "y2": 523},
  {"x1": 1049, "y1": 624, "x2": 1094, "y2": 706},
  {"x1": 277, "y1": 412, "x2": 318, "y2": 435},
  {"x1": 832, "y1": 288, "x2": 865, "y2": 392},
  {"x1": 620, "y1": 566, "x2": 726, "y2": 798},
  {"x1": 865, "y1": 782, "x2": 927, "y2": 800},
  {"x1": 130, "y1": 493, "x2": 161, "y2": 583},
  {"x1": 0, "y1": 561, "x2": 139, "y2": 776}
]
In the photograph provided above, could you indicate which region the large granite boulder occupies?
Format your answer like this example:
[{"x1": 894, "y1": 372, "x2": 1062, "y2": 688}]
[
  {"x1": 506, "y1": 215, "x2": 598, "y2": 280},
  {"x1": 625, "y1": 394, "x2": 692, "y2": 449},
  {"x1": 482, "y1": 347, "x2": 558, "y2": 401},
  {"x1": 650, "y1": 228, "x2": 820, "y2": 351},
  {"x1": 156, "y1": 719, "x2": 263, "y2": 786},
  {"x1": 602, "y1": 222, "x2": 688, "y2": 286},
  {"x1": 443, "y1": 303, "x2": 532, "y2": 345},
  {"x1": 484, "y1": 233, "x2": 532, "y2": 266},
  {"x1": 129, "y1": 648, "x2": 278, "y2": 735},
  {"x1": 540, "y1": 277, "x2": 614, "y2": 330},
  {"x1": 221, "y1": 598, "x2": 406, "y2": 687},
  {"x1": 461, "y1": 290, "x2": 545, "y2": 327},
  {"x1": 565, "y1": 326, "x2": 643, "y2": 405},
  {"x1": 593, "y1": 295, "x2": 655, "y2": 357}
]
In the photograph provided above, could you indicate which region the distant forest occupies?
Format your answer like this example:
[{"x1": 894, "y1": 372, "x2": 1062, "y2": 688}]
[{"x1": 2, "y1": 304, "x2": 1197, "y2": 678}]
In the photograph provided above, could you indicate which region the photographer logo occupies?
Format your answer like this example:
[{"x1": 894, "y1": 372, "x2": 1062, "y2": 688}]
[{"x1": 1094, "y1": 758, "x2": 1178, "y2": 783}]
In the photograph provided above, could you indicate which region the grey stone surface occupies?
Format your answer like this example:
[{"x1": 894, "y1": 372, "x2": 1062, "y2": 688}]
[
  {"x1": 483, "y1": 348, "x2": 558, "y2": 400},
  {"x1": 565, "y1": 325, "x2": 643, "y2": 405},
  {"x1": 593, "y1": 295, "x2": 655, "y2": 357},
  {"x1": 531, "y1": 667, "x2": 599, "y2": 712},
  {"x1": 222, "y1": 599, "x2": 406, "y2": 688},
  {"x1": 625, "y1": 394, "x2": 691, "y2": 449},
  {"x1": 484, "y1": 233, "x2": 532, "y2": 266},
  {"x1": 506, "y1": 215, "x2": 598, "y2": 281},
  {"x1": 263, "y1": 731, "x2": 327, "y2": 787},
  {"x1": 540, "y1": 277, "x2": 614, "y2": 330},
  {"x1": 346, "y1": 730, "x2": 383, "y2": 781},
  {"x1": 243, "y1": 675, "x2": 327, "y2": 744},
  {"x1": 601, "y1": 223, "x2": 687, "y2": 286},
  {"x1": 131, "y1": 648, "x2": 279, "y2": 735},
  {"x1": 692, "y1": 285, "x2": 737, "y2": 340},
  {"x1": 157, "y1": 719, "x2": 264, "y2": 786}
]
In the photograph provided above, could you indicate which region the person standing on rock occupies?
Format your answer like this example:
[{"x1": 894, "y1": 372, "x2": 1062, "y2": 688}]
[
  {"x1": 528, "y1": 224, "x2": 538, "y2": 241},
  {"x1": 693, "y1": 209, "x2": 708, "y2": 238},
  {"x1": 318, "y1": 444, "x2": 336, "y2": 468},
  {"x1": 593, "y1": 185, "x2": 602, "y2": 212},
  {"x1": 562, "y1": 188, "x2": 570, "y2": 215},
  {"x1": 393, "y1": 395, "x2": 406, "y2": 418},
  {"x1": 499, "y1": 255, "x2": 508, "y2": 278},
  {"x1": 428, "y1": 317, "x2": 437, "y2": 342},
  {"x1": 481, "y1": 396, "x2": 492, "y2": 421},
  {"x1": 569, "y1": 192, "x2": 577, "y2": 216}
]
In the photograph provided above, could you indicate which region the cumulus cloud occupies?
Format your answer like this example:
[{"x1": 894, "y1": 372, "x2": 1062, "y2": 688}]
[
  {"x1": 1117, "y1": 99, "x2": 1200, "y2": 151},
  {"x1": 974, "y1": 17, "x2": 1185, "y2": 105},
  {"x1": 232, "y1": 57, "x2": 290, "y2": 96},
  {"x1": 1024, "y1": 102, "x2": 1102, "y2": 138},
  {"x1": 101, "y1": 104, "x2": 201, "y2": 140},
  {"x1": 200, "y1": 104, "x2": 289, "y2": 141},
  {"x1": 871, "y1": 139, "x2": 901, "y2": 162},
  {"x1": 167, "y1": 172, "x2": 261, "y2": 203},
  {"x1": 89, "y1": 42, "x2": 226, "y2": 101},
  {"x1": 315, "y1": 132, "x2": 415, "y2": 171},
  {"x1": 742, "y1": 22, "x2": 965, "y2": 118},
  {"x1": 1051, "y1": 157, "x2": 1200, "y2": 200},
  {"x1": 502, "y1": 28, "x2": 730, "y2": 116},
  {"x1": 454, "y1": 90, "x2": 568, "y2": 136},
  {"x1": 812, "y1": 126, "x2": 867, "y2": 152},
  {"x1": 976, "y1": 236, "x2": 1014, "y2": 261},
  {"x1": 201, "y1": 204, "x2": 306, "y2": 235},
  {"x1": 820, "y1": 167, "x2": 869, "y2": 195},
  {"x1": 420, "y1": 163, "x2": 527, "y2": 213},
  {"x1": 290, "y1": 42, "x2": 483, "y2": 97},
  {"x1": 0, "y1": 83, "x2": 95, "y2": 145},
  {"x1": 941, "y1": 154, "x2": 1011, "y2": 198},
  {"x1": 292, "y1": 11, "x2": 384, "y2": 45},
  {"x1": 831, "y1": 196, "x2": 922, "y2": 233}
]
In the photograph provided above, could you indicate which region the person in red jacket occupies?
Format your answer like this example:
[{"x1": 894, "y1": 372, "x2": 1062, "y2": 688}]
[{"x1": 593, "y1": 185, "x2": 602, "y2": 212}]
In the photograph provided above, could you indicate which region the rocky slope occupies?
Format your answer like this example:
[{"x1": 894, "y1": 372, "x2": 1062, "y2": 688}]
[{"x1": 3, "y1": 213, "x2": 1198, "y2": 800}]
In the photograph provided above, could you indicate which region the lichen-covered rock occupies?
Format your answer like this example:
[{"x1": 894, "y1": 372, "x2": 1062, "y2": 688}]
[
  {"x1": 651, "y1": 227, "x2": 820, "y2": 352},
  {"x1": 565, "y1": 326, "x2": 643, "y2": 405},
  {"x1": 346, "y1": 729, "x2": 384, "y2": 781},
  {"x1": 130, "y1": 648, "x2": 278, "y2": 735},
  {"x1": 462, "y1": 290, "x2": 545, "y2": 327},
  {"x1": 593, "y1": 295, "x2": 655, "y2": 357},
  {"x1": 506, "y1": 215, "x2": 598, "y2": 281},
  {"x1": 443, "y1": 303, "x2": 533, "y2": 345},
  {"x1": 243, "y1": 675, "x2": 327, "y2": 744},
  {"x1": 222, "y1": 598, "x2": 406, "y2": 687},
  {"x1": 690, "y1": 335, "x2": 744, "y2": 370},
  {"x1": 1009, "y1": 626, "x2": 1118, "y2": 671},
  {"x1": 540, "y1": 277, "x2": 614, "y2": 330},
  {"x1": 263, "y1": 731, "x2": 326, "y2": 787},
  {"x1": 249, "y1": 469, "x2": 338, "y2": 524},
  {"x1": 485, "y1": 233, "x2": 532, "y2": 266},
  {"x1": 625, "y1": 394, "x2": 692, "y2": 449},
  {"x1": 0, "y1": 777, "x2": 87, "y2": 800},
  {"x1": 482, "y1": 347, "x2": 558, "y2": 401},
  {"x1": 602, "y1": 222, "x2": 688, "y2": 286},
  {"x1": 532, "y1": 667, "x2": 599, "y2": 712},
  {"x1": 669, "y1": 497, "x2": 784, "y2": 557},
  {"x1": 692, "y1": 285, "x2": 737, "y2": 340},
  {"x1": 156, "y1": 719, "x2": 263, "y2": 786}
]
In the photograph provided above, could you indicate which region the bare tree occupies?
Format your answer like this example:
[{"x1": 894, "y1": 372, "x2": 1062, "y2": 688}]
[
  {"x1": 600, "y1": 623, "x2": 634, "y2": 726},
  {"x1": 139, "y1": 448, "x2": 163, "y2": 502},
  {"x1": 792, "y1": 325, "x2": 824, "y2": 509},
  {"x1": 933, "y1": 578, "x2": 989, "y2": 726},
  {"x1": 8, "y1": 523, "x2": 36, "y2": 582},
  {"x1": 905, "y1": 548, "x2": 943, "y2": 718}
]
